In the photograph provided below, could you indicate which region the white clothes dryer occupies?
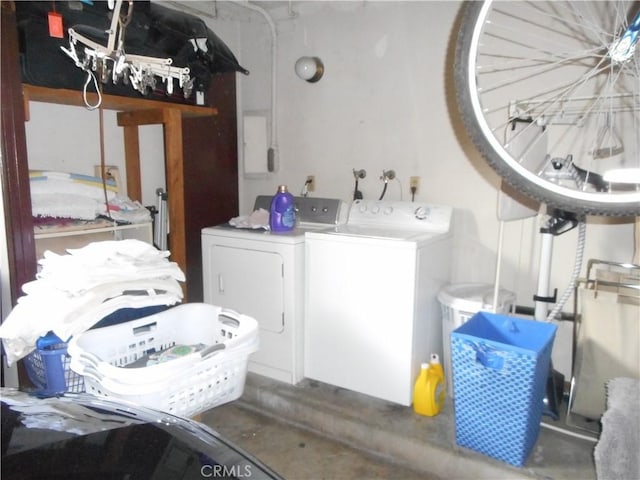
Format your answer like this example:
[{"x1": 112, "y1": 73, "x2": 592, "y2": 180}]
[
  {"x1": 304, "y1": 199, "x2": 453, "y2": 405},
  {"x1": 201, "y1": 196, "x2": 346, "y2": 384}
]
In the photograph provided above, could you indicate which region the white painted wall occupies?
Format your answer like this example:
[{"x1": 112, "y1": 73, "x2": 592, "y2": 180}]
[
  {"x1": 197, "y1": 0, "x2": 636, "y2": 304},
  {"x1": 20, "y1": 1, "x2": 638, "y2": 378},
  {"x1": 25, "y1": 104, "x2": 165, "y2": 207}
]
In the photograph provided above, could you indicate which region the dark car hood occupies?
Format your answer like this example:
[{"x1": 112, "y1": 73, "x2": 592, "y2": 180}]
[{"x1": 1, "y1": 388, "x2": 281, "y2": 480}]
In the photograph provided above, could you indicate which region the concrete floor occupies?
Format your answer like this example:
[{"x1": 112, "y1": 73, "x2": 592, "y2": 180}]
[
  {"x1": 201, "y1": 373, "x2": 598, "y2": 480},
  {"x1": 203, "y1": 403, "x2": 435, "y2": 479}
]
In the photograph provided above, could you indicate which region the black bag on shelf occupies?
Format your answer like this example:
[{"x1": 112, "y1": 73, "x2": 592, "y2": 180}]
[{"x1": 15, "y1": 1, "x2": 248, "y2": 105}]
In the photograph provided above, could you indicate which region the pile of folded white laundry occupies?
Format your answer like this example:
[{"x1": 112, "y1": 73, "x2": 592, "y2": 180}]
[
  {"x1": 0, "y1": 239, "x2": 185, "y2": 365},
  {"x1": 30, "y1": 170, "x2": 151, "y2": 224}
]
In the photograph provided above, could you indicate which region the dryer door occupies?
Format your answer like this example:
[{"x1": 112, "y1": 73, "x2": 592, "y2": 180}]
[{"x1": 205, "y1": 245, "x2": 285, "y2": 333}]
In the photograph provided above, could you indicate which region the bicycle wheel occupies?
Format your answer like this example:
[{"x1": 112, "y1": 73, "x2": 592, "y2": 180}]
[{"x1": 455, "y1": 0, "x2": 640, "y2": 216}]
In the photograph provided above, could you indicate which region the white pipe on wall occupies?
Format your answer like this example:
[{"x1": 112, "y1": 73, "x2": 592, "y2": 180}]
[
  {"x1": 166, "y1": 0, "x2": 279, "y2": 172},
  {"x1": 231, "y1": 1, "x2": 279, "y2": 172}
]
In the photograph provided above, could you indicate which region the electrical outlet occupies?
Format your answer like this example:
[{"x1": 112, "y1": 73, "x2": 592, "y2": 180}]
[
  {"x1": 410, "y1": 176, "x2": 420, "y2": 192},
  {"x1": 306, "y1": 175, "x2": 315, "y2": 192}
]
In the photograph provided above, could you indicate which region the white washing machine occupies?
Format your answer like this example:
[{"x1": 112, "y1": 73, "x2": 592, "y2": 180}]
[
  {"x1": 304, "y1": 199, "x2": 453, "y2": 406},
  {"x1": 201, "y1": 196, "x2": 346, "y2": 384}
]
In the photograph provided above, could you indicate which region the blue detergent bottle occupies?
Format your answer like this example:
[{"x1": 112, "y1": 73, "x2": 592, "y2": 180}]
[{"x1": 269, "y1": 185, "x2": 296, "y2": 232}]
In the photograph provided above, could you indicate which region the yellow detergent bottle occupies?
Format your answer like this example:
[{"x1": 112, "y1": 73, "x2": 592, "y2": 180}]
[{"x1": 413, "y1": 353, "x2": 446, "y2": 417}]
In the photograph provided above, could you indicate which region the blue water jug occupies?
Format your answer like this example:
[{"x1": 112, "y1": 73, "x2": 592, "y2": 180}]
[{"x1": 269, "y1": 185, "x2": 296, "y2": 232}]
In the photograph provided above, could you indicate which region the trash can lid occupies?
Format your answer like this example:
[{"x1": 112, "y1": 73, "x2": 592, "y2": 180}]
[{"x1": 437, "y1": 283, "x2": 516, "y2": 313}]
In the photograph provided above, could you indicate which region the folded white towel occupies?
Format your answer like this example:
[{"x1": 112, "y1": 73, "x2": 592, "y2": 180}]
[
  {"x1": 32, "y1": 240, "x2": 184, "y2": 295},
  {"x1": 67, "y1": 238, "x2": 166, "y2": 257},
  {"x1": 30, "y1": 177, "x2": 116, "y2": 202},
  {"x1": 31, "y1": 193, "x2": 105, "y2": 220}
]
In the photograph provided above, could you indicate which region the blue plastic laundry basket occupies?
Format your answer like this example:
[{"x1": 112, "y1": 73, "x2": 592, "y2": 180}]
[
  {"x1": 451, "y1": 312, "x2": 557, "y2": 467},
  {"x1": 24, "y1": 332, "x2": 84, "y2": 394}
]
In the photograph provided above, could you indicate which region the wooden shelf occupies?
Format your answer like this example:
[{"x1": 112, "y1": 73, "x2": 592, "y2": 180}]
[
  {"x1": 22, "y1": 83, "x2": 217, "y2": 121},
  {"x1": 34, "y1": 221, "x2": 151, "y2": 239},
  {"x1": 35, "y1": 222, "x2": 152, "y2": 259},
  {"x1": 21, "y1": 83, "x2": 218, "y2": 300}
]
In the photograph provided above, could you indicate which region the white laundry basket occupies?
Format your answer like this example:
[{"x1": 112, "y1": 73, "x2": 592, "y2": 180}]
[
  {"x1": 438, "y1": 283, "x2": 516, "y2": 397},
  {"x1": 69, "y1": 303, "x2": 259, "y2": 417}
]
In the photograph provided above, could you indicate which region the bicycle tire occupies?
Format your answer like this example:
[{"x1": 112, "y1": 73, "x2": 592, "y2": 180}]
[{"x1": 455, "y1": 1, "x2": 640, "y2": 216}]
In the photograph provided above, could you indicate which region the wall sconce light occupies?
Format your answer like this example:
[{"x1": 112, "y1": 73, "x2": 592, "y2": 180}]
[{"x1": 295, "y1": 56, "x2": 324, "y2": 83}]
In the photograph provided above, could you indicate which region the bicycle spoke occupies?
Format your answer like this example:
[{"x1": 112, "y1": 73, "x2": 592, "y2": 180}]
[{"x1": 455, "y1": 0, "x2": 640, "y2": 215}]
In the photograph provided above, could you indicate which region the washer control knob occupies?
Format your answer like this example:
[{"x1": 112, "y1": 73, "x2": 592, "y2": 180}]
[
  {"x1": 414, "y1": 206, "x2": 430, "y2": 220},
  {"x1": 322, "y1": 207, "x2": 328, "y2": 213},
  {"x1": 359, "y1": 204, "x2": 368, "y2": 213},
  {"x1": 383, "y1": 206, "x2": 393, "y2": 215},
  {"x1": 311, "y1": 206, "x2": 317, "y2": 212},
  {"x1": 371, "y1": 205, "x2": 380, "y2": 214}
]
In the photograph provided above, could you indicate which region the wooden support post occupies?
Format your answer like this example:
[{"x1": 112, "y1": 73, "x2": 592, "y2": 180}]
[
  {"x1": 162, "y1": 108, "x2": 187, "y2": 294},
  {"x1": 117, "y1": 108, "x2": 188, "y2": 299},
  {"x1": 121, "y1": 125, "x2": 141, "y2": 202}
]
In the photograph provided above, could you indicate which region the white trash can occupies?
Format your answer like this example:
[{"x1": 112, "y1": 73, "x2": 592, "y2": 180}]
[{"x1": 438, "y1": 283, "x2": 516, "y2": 397}]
